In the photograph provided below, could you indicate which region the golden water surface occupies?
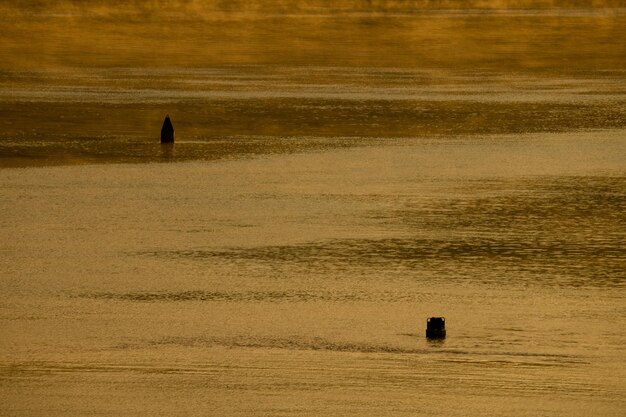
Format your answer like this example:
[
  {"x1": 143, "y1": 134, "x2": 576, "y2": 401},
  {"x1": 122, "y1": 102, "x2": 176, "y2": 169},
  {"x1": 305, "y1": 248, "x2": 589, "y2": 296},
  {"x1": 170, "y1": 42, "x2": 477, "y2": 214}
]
[{"x1": 0, "y1": 1, "x2": 625, "y2": 416}]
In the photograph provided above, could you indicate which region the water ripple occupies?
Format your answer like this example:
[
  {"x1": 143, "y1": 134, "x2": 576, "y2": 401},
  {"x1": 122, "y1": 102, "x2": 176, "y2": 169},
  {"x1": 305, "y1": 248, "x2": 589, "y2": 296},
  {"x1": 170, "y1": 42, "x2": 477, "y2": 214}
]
[{"x1": 78, "y1": 290, "x2": 430, "y2": 303}]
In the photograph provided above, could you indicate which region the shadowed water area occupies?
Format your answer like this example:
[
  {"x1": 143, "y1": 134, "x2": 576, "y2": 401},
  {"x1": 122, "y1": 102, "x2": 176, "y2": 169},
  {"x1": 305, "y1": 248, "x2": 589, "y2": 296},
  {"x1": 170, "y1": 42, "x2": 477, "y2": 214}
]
[{"x1": 1, "y1": 1, "x2": 625, "y2": 416}]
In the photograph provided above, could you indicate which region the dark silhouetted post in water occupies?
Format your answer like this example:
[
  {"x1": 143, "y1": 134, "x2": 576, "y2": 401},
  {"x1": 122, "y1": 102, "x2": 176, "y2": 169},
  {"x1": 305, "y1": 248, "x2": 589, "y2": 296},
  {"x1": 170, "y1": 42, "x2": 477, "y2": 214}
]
[
  {"x1": 161, "y1": 114, "x2": 174, "y2": 143},
  {"x1": 426, "y1": 317, "x2": 446, "y2": 339}
]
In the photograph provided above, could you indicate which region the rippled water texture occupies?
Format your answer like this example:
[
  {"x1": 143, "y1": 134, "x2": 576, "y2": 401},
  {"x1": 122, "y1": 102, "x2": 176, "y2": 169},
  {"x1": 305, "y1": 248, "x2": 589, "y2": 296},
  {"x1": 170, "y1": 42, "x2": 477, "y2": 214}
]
[{"x1": 1, "y1": 2, "x2": 625, "y2": 416}]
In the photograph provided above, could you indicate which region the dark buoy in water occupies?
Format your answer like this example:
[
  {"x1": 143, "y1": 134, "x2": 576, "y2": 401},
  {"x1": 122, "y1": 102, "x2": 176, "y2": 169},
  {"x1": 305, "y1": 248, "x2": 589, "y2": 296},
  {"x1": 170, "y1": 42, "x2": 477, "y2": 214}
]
[
  {"x1": 161, "y1": 114, "x2": 174, "y2": 143},
  {"x1": 426, "y1": 317, "x2": 446, "y2": 339}
]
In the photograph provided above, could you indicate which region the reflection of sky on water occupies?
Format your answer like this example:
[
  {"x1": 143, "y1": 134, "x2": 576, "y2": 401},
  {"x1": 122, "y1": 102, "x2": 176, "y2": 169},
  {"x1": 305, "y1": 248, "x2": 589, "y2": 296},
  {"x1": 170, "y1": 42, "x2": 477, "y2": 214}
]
[
  {"x1": 1, "y1": 4, "x2": 625, "y2": 416},
  {"x1": 2, "y1": 67, "x2": 625, "y2": 104}
]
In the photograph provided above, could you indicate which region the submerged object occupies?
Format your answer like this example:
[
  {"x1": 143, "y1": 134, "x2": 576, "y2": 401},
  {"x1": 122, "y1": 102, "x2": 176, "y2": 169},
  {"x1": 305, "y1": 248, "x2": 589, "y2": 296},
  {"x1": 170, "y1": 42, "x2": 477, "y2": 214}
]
[
  {"x1": 426, "y1": 317, "x2": 446, "y2": 339},
  {"x1": 161, "y1": 114, "x2": 175, "y2": 143}
]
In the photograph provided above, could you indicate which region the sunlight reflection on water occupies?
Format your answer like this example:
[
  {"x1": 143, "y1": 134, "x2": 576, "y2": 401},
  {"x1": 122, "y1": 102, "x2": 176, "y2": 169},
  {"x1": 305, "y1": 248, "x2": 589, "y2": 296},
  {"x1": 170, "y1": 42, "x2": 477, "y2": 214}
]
[{"x1": 1, "y1": 5, "x2": 625, "y2": 417}]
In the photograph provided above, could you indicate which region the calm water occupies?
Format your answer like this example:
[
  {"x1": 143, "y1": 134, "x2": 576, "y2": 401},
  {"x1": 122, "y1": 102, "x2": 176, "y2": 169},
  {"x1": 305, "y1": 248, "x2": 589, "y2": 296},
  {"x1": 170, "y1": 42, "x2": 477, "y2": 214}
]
[{"x1": 1, "y1": 3, "x2": 626, "y2": 416}]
